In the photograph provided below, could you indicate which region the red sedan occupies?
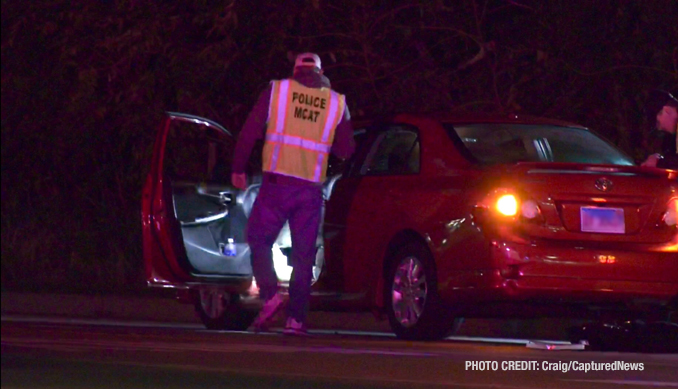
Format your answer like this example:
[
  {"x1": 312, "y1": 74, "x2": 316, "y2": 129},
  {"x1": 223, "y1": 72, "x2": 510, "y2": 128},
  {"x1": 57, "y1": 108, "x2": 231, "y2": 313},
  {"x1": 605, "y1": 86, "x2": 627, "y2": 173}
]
[{"x1": 142, "y1": 111, "x2": 677, "y2": 340}]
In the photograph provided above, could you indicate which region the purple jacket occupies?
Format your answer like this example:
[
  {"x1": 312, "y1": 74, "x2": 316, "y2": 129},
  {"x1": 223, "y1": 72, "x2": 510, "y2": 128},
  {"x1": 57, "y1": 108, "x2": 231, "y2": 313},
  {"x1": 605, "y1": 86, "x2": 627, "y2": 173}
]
[{"x1": 231, "y1": 69, "x2": 355, "y2": 184}]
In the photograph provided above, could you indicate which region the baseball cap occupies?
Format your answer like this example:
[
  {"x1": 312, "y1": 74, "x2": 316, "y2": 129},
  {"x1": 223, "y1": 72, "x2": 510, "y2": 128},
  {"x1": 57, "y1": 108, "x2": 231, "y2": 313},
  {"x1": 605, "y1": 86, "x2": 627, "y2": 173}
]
[
  {"x1": 644, "y1": 89, "x2": 678, "y2": 133},
  {"x1": 294, "y1": 53, "x2": 321, "y2": 70},
  {"x1": 647, "y1": 89, "x2": 678, "y2": 115}
]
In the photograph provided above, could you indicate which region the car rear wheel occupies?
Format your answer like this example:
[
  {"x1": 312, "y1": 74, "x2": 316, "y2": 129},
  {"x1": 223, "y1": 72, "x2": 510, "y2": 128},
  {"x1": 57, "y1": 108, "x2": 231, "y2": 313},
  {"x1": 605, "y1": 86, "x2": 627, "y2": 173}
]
[
  {"x1": 385, "y1": 241, "x2": 462, "y2": 340},
  {"x1": 195, "y1": 289, "x2": 257, "y2": 331}
]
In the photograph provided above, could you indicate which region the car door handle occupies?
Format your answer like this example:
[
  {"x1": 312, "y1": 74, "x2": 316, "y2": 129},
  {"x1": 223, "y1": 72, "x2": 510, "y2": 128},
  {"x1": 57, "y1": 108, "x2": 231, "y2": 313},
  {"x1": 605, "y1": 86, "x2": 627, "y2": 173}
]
[
  {"x1": 196, "y1": 185, "x2": 233, "y2": 205},
  {"x1": 181, "y1": 209, "x2": 229, "y2": 226},
  {"x1": 219, "y1": 191, "x2": 233, "y2": 205}
]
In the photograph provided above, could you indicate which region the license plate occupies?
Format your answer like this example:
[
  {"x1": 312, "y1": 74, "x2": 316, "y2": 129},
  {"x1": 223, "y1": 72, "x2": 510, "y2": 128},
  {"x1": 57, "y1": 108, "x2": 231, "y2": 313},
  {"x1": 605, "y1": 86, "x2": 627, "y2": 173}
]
[{"x1": 580, "y1": 207, "x2": 625, "y2": 234}]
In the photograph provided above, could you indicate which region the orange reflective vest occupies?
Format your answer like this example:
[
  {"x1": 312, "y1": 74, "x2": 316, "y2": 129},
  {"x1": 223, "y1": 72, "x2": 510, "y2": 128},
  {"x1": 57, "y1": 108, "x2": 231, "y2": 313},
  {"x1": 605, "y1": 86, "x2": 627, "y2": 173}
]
[{"x1": 262, "y1": 79, "x2": 346, "y2": 182}]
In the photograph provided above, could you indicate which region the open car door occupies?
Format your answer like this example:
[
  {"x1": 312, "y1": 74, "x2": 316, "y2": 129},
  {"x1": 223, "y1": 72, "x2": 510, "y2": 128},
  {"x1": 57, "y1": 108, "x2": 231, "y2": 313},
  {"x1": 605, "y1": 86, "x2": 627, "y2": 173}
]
[
  {"x1": 142, "y1": 112, "x2": 352, "y2": 328},
  {"x1": 142, "y1": 112, "x2": 252, "y2": 291}
]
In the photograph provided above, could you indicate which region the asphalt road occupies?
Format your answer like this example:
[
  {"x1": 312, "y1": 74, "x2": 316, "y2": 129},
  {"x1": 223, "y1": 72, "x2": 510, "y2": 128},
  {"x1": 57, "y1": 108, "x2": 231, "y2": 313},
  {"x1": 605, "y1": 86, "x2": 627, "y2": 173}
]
[{"x1": 2, "y1": 317, "x2": 677, "y2": 389}]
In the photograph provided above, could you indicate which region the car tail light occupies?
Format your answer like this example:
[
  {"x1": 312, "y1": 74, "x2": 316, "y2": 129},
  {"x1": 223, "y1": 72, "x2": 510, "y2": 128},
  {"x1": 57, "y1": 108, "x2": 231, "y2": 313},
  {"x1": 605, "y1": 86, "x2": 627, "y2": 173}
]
[
  {"x1": 479, "y1": 188, "x2": 543, "y2": 224},
  {"x1": 496, "y1": 194, "x2": 518, "y2": 216},
  {"x1": 663, "y1": 198, "x2": 678, "y2": 227}
]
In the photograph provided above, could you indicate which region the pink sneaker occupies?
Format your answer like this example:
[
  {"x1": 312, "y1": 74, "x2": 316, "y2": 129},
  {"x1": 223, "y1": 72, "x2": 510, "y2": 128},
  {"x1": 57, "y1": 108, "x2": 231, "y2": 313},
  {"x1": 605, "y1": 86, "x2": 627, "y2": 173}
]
[
  {"x1": 283, "y1": 317, "x2": 309, "y2": 336},
  {"x1": 248, "y1": 293, "x2": 286, "y2": 332}
]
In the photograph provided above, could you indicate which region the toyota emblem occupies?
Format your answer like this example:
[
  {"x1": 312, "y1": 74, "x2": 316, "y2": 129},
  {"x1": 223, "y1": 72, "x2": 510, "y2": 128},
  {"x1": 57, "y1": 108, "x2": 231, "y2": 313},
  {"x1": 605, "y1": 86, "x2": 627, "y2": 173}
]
[{"x1": 594, "y1": 177, "x2": 613, "y2": 192}]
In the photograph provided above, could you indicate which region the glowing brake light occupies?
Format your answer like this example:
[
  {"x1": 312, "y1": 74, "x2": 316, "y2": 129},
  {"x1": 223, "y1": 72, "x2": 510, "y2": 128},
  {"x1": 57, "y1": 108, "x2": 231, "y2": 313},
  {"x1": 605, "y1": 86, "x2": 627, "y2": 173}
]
[
  {"x1": 477, "y1": 188, "x2": 543, "y2": 224},
  {"x1": 496, "y1": 194, "x2": 518, "y2": 216}
]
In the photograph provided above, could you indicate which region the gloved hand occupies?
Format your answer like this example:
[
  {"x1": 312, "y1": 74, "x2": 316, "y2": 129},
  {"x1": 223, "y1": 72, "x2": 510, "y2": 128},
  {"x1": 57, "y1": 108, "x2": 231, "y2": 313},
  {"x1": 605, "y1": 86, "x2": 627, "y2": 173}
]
[{"x1": 641, "y1": 153, "x2": 662, "y2": 167}]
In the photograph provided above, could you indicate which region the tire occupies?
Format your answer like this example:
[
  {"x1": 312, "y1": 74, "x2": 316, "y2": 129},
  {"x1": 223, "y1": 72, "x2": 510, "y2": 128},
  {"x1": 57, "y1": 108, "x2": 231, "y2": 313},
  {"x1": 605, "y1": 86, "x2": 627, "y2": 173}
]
[
  {"x1": 384, "y1": 241, "x2": 462, "y2": 341},
  {"x1": 194, "y1": 289, "x2": 257, "y2": 331}
]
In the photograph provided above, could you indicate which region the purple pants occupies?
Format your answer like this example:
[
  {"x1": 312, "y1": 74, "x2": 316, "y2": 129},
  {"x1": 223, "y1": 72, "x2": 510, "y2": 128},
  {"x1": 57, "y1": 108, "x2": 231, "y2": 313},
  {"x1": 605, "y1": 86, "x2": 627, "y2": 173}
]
[{"x1": 246, "y1": 180, "x2": 323, "y2": 322}]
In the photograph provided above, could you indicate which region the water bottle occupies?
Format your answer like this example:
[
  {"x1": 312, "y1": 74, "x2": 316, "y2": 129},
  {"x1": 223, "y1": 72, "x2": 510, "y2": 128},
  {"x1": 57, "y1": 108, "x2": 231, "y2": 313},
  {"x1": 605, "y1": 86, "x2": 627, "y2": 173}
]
[{"x1": 220, "y1": 238, "x2": 236, "y2": 257}]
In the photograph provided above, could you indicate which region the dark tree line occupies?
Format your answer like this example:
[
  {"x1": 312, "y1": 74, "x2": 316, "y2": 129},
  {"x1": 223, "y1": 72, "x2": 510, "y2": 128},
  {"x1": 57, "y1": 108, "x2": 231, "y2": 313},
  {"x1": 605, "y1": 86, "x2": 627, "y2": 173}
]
[{"x1": 1, "y1": 0, "x2": 676, "y2": 292}]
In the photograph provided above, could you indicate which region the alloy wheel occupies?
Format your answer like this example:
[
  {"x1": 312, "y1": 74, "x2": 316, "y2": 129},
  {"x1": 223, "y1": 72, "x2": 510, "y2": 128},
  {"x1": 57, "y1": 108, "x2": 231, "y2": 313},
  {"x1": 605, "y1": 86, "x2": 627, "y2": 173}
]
[{"x1": 391, "y1": 255, "x2": 428, "y2": 328}]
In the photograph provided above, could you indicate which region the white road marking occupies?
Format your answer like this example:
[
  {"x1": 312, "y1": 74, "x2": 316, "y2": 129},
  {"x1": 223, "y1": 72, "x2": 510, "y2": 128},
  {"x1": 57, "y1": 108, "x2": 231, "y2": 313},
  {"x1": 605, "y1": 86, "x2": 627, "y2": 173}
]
[
  {"x1": 1, "y1": 335, "x2": 442, "y2": 357},
  {"x1": 1, "y1": 315, "x2": 576, "y2": 347}
]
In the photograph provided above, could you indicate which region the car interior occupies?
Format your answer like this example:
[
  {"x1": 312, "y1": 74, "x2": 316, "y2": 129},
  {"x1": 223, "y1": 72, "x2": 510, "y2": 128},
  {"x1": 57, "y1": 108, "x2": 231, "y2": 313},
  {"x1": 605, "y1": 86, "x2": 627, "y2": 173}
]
[
  {"x1": 361, "y1": 126, "x2": 420, "y2": 175},
  {"x1": 163, "y1": 121, "x2": 251, "y2": 276}
]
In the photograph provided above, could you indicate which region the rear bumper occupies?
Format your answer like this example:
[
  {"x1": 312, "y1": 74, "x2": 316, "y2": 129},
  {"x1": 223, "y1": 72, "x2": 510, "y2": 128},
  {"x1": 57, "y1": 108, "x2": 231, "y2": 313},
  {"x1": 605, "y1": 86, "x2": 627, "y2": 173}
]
[{"x1": 438, "y1": 239, "x2": 678, "y2": 311}]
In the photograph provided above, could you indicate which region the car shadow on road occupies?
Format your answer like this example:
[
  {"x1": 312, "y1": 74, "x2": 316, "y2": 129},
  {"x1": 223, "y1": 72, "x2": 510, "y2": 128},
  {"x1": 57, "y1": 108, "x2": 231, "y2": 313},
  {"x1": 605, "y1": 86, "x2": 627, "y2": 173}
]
[{"x1": 568, "y1": 320, "x2": 678, "y2": 353}]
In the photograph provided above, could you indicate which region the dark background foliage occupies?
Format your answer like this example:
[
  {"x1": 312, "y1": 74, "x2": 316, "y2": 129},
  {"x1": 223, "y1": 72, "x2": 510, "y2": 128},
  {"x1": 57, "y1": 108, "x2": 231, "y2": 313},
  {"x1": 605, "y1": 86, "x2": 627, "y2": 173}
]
[{"x1": 1, "y1": 0, "x2": 677, "y2": 294}]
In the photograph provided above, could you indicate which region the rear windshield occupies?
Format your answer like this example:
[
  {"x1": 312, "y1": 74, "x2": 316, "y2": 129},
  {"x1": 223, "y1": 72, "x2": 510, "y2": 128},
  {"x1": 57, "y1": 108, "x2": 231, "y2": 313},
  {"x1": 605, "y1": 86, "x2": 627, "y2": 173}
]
[{"x1": 444, "y1": 123, "x2": 634, "y2": 166}]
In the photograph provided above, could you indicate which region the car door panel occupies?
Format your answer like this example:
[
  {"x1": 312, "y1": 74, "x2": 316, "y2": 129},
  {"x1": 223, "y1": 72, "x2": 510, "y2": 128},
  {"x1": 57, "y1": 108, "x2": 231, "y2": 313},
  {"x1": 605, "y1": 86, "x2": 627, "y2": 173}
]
[
  {"x1": 324, "y1": 125, "x2": 423, "y2": 295},
  {"x1": 145, "y1": 113, "x2": 255, "y2": 283},
  {"x1": 171, "y1": 181, "x2": 251, "y2": 275}
]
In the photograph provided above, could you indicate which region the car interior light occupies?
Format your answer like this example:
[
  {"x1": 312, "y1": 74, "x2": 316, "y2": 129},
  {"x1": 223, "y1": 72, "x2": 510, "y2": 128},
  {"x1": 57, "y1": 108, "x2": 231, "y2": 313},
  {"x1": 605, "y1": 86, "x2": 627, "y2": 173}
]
[
  {"x1": 272, "y1": 244, "x2": 293, "y2": 281},
  {"x1": 496, "y1": 194, "x2": 518, "y2": 216}
]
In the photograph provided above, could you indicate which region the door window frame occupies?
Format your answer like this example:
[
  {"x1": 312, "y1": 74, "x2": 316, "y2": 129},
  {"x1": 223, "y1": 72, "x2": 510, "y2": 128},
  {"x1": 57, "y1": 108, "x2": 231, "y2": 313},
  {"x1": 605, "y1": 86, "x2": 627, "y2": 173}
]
[{"x1": 358, "y1": 124, "x2": 421, "y2": 176}]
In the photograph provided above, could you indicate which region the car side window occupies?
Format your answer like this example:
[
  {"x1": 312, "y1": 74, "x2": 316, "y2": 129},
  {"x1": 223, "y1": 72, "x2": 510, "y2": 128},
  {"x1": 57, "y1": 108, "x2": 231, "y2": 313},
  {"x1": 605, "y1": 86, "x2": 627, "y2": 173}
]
[
  {"x1": 164, "y1": 121, "x2": 233, "y2": 183},
  {"x1": 327, "y1": 127, "x2": 370, "y2": 177},
  {"x1": 360, "y1": 126, "x2": 420, "y2": 176}
]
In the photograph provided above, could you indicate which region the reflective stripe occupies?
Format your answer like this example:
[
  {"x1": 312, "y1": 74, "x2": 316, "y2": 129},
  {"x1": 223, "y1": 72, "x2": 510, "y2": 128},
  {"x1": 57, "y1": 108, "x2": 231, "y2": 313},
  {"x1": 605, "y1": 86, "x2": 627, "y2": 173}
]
[
  {"x1": 275, "y1": 80, "x2": 289, "y2": 134},
  {"x1": 270, "y1": 144, "x2": 281, "y2": 171},
  {"x1": 267, "y1": 86, "x2": 274, "y2": 124},
  {"x1": 263, "y1": 78, "x2": 345, "y2": 183},
  {"x1": 313, "y1": 152, "x2": 326, "y2": 182},
  {"x1": 321, "y1": 91, "x2": 344, "y2": 144},
  {"x1": 266, "y1": 133, "x2": 331, "y2": 153},
  {"x1": 321, "y1": 93, "x2": 339, "y2": 143},
  {"x1": 269, "y1": 80, "x2": 290, "y2": 171}
]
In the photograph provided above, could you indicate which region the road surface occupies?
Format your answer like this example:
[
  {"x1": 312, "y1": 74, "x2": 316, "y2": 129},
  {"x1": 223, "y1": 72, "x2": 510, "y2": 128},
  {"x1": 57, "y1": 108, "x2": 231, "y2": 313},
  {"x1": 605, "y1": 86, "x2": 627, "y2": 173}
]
[{"x1": 2, "y1": 316, "x2": 677, "y2": 389}]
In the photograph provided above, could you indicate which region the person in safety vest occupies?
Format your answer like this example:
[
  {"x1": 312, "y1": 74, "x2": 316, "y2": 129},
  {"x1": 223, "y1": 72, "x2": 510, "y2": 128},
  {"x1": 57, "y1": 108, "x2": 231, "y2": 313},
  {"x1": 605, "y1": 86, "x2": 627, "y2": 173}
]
[
  {"x1": 641, "y1": 90, "x2": 678, "y2": 169},
  {"x1": 231, "y1": 52, "x2": 355, "y2": 335}
]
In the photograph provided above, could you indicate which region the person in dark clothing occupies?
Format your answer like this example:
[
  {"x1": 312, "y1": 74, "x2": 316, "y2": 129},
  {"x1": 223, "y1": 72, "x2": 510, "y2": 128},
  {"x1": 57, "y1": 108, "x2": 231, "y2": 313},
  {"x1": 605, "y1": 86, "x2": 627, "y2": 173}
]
[
  {"x1": 231, "y1": 52, "x2": 355, "y2": 335},
  {"x1": 641, "y1": 90, "x2": 678, "y2": 169}
]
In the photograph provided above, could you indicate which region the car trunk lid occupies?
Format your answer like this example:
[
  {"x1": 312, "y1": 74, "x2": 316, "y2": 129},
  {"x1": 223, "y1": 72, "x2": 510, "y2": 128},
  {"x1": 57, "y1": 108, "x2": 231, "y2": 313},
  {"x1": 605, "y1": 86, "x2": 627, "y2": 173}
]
[
  {"x1": 489, "y1": 163, "x2": 677, "y2": 284},
  {"x1": 507, "y1": 163, "x2": 676, "y2": 244}
]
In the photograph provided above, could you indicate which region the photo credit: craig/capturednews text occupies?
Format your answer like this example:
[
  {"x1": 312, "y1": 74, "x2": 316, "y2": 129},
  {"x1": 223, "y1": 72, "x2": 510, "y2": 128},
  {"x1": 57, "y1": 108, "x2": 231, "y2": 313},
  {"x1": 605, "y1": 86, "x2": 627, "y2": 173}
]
[{"x1": 465, "y1": 360, "x2": 644, "y2": 373}]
